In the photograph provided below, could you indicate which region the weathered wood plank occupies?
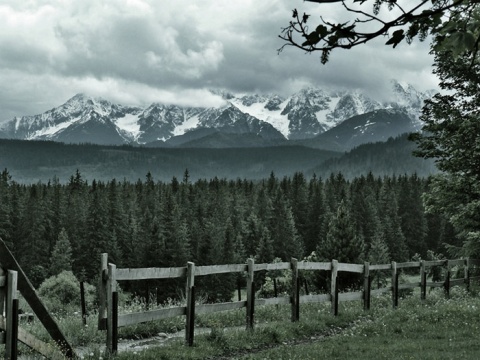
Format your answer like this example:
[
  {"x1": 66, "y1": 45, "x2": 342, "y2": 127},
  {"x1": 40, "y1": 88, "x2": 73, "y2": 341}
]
[
  {"x1": 116, "y1": 267, "x2": 187, "y2": 280},
  {"x1": 98, "y1": 253, "x2": 108, "y2": 330},
  {"x1": 339, "y1": 291, "x2": 364, "y2": 302},
  {"x1": 0, "y1": 275, "x2": 5, "y2": 287},
  {"x1": 5, "y1": 270, "x2": 17, "y2": 360},
  {"x1": 448, "y1": 259, "x2": 465, "y2": 267},
  {"x1": 424, "y1": 260, "x2": 447, "y2": 267},
  {"x1": 195, "y1": 264, "x2": 247, "y2": 276},
  {"x1": 449, "y1": 278, "x2": 466, "y2": 287},
  {"x1": 185, "y1": 262, "x2": 195, "y2": 346},
  {"x1": 0, "y1": 316, "x2": 65, "y2": 360},
  {"x1": 118, "y1": 307, "x2": 186, "y2": 327},
  {"x1": 469, "y1": 275, "x2": 480, "y2": 281},
  {"x1": 196, "y1": 301, "x2": 246, "y2": 315},
  {"x1": 426, "y1": 281, "x2": 445, "y2": 288},
  {"x1": 254, "y1": 262, "x2": 290, "y2": 271},
  {"x1": 337, "y1": 263, "x2": 364, "y2": 273},
  {"x1": 369, "y1": 264, "x2": 391, "y2": 271},
  {"x1": 297, "y1": 262, "x2": 331, "y2": 271},
  {"x1": 256, "y1": 297, "x2": 290, "y2": 306},
  {"x1": 0, "y1": 238, "x2": 75, "y2": 359},
  {"x1": 246, "y1": 259, "x2": 255, "y2": 330},
  {"x1": 396, "y1": 262, "x2": 421, "y2": 269},
  {"x1": 299, "y1": 294, "x2": 330, "y2": 304}
]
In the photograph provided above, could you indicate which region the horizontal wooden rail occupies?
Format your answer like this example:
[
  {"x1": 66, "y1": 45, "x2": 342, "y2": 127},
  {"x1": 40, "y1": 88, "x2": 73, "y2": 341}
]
[
  {"x1": 450, "y1": 278, "x2": 466, "y2": 287},
  {"x1": 337, "y1": 263, "x2": 364, "y2": 273},
  {"x1": 195, "y1": 264, "x2": 247, "y2": 276},
  {"x1": 196, "y1": 301, "x2": 246, "y2": 315},
  {"x1": 256, "y1": 297, "x2": 291, "y2": 306},
  {"x1": 426, "y1": 281, "x2": 445, "y2": 288},
  {"x1": 118, "y1": 307, "x2": 186, "y2": 327},
  {"x1": 396, "y1": 261, "x2": 421, "y2": 269},
  {"x1": 116, "y1": 267, "x2": 186, "y2": 281},
  {"x1": 369, "y1": 264, "x2": 391, "y2": 271},
  {"x1": 339, "y1": 291, "x2": 364, "y2": 302},
  {"x1": 424, "y1": 260, "x2": 447, "y2": 267},
  {"x1": 254, "y1": 262, "x2": 290, "y2": 271},
  {"x1": 448, "y1": 259, "x2": 465, "y2": 267},
  {"x1": 299, "y1": 294, "x2": 331, "y2": 304},
  {"x1": 297, "y1": 262, "x2": 331, "y2": 271}
]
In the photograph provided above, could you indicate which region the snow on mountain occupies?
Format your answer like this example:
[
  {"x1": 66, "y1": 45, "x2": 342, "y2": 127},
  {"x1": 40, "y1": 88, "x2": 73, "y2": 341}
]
[{"x1": 0, "y1": 81, "x2": 435, "y2": 146}]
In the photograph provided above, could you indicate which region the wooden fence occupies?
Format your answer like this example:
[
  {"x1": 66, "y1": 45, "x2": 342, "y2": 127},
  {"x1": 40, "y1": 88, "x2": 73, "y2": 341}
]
[
  {"x1": 0, "y1": 238, "x2": 75, "y2": 360},
  {"x1": 98, "y1": 254, "x2": 480, "y2": 354}
]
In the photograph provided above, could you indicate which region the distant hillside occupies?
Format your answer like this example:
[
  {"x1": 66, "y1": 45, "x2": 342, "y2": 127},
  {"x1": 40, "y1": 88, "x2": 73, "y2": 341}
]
[
  {"x1": 0, "y1": 139, "x2": 339, "y2": 183},
  {"x1": 0, "y1": 134, "x2": 437, "y2": 184},
  {"x1": 311, "y1": 134, "x2": 438, "y2": 179}
]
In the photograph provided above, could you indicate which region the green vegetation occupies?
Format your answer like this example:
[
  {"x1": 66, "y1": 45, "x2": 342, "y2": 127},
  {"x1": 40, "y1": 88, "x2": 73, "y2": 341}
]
[
  {"x1": 0, "y1": 169, "x2": 455, "y2": 301},
  {"x1": 280, "y1": 1, "x2": 479, "y2": 64}
]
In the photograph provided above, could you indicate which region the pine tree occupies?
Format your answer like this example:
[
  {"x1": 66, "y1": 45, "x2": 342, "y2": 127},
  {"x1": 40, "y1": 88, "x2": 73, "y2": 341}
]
[
  {"x1": 318, "y1": 200, "x2": 365, "y2": 264},
  {"x1": 0, "y1": 169, "x2": 12, "y2": 246},
  {"x1": 50, "y1": 228, "x2": 73, "y2": 276}
]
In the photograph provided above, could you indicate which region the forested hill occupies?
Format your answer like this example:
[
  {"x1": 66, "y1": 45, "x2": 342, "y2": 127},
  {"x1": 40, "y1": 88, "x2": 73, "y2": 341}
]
[
  {"x1": 0, "y1": 168, "x2": 456, "y2": 302},
  {"x1": 0, "y1": 135, "x2": 436, "y2": 184},
  {"x1": 0, "y1": 139, "x2": 339, "y2": 183},
  {"x1": 312, "y1": 134, "x2": 438, "y2": 179}
]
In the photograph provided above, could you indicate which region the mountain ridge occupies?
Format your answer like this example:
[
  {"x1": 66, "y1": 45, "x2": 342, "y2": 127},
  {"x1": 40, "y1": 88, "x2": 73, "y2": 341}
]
[{"x1": 0, "y1": 81, "x2": 434, "y2": 150}]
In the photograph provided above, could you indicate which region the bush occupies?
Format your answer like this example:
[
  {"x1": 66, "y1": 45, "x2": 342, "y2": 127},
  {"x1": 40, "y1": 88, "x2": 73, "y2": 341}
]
[{"x1": 38, "y1": 271, "x2": 95, "y2": 315}]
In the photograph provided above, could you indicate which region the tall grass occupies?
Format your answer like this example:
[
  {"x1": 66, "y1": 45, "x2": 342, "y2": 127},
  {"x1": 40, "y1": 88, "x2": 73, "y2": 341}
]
[{"x1": 4, "y1": 286, "x2": 480, "y2": 359}]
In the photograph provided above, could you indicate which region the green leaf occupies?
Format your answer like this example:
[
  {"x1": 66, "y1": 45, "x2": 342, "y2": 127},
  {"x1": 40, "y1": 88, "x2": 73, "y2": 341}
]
[
  {"x1": 385, "y1": 29, "x2": 405, "y2": 48},
  {"x1": 316, "y1": 25, "x2": 329, "y2": 38}
]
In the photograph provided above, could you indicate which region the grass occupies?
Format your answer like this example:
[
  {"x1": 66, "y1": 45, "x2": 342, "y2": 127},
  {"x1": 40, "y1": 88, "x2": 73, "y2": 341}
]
[{"x1": 5, "y1": 286, "x2": 480, "y2": 359}]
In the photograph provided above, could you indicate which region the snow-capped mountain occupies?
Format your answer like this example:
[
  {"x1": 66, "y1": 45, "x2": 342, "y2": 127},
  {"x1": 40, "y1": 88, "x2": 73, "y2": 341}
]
[{"x1": 0, "y1": 81, "x2": 434, "y2": 147}]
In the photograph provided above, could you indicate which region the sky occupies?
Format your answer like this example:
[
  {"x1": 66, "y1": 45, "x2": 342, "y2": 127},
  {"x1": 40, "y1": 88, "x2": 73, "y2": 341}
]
[{"x1": 0, "y1": 0, "x2": 439, "y2": 122}]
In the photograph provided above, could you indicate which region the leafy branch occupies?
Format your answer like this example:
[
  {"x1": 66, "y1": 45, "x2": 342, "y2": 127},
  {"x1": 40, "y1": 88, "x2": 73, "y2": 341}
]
[{"x1": 278, "y1": 0, "x2": 479, "y2": 64}]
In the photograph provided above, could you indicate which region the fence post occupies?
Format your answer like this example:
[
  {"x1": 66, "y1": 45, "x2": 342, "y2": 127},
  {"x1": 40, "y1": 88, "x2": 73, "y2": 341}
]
[
  {"x1": 420, "y1": 260, "x2": 426, "y2": 301},
  {"x1": 331, "y1": 260, "x2": 338, "y2": 316},
  {"x1": 246, "y1": 258, "x2": 255, "y2": 330},
  {"x1": 444, "y1": 260, "x2": 451, "y2": 299},
  {"x1": 80, "y1": 281, "x2": 87, "y2": 326},
  {"x1": 98, "y1": 253, "x2": 108, "y2": 330},
  {"x1": 291, "y1": 258, "x2": 299, "y2": 322},
  {"x1": 0, "y1": 267, "x2": 5, "y2": 316},
  {"x1": 112, "y1": 291, "x2": 118, "y2": 355},
  {"x1": 363, "y1": 262, "x2": 370, "y2": 311},
  {"x1": 392, "y1": 261, "x2": 398, "y2": 308},
  {"x1": 185, "y1": 262, "x2": 195, "y2": 346},
  {"x1": 5, "y1": 270, "x2": 18, "y2": 360},
  {"x1": 106, "y1": 263, "x2": 117, "y2": 354},
  {"x1": 465, "y1": 258, "x2": 470, "y2": 292}
]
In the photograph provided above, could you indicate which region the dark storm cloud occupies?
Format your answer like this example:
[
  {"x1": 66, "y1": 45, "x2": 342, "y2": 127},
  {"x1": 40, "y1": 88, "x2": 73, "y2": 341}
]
[{"x1": 0, "y1": 0, "x2": 438, "y2": 121}]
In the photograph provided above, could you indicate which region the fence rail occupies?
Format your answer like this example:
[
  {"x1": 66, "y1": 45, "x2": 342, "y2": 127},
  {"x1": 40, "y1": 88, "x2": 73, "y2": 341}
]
[{"x1": 98, "y1": 255, "x2": 480, "y2": 353}]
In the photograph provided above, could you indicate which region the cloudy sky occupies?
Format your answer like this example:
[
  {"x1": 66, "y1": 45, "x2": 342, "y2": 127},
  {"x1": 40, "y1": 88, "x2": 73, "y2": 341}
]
[{"x1": 0, "y1": 0, "x2": 439, "y2": 122}]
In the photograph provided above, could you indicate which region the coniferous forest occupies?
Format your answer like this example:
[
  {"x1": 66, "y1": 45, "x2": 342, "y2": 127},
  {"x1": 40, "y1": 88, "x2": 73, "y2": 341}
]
[{"x1": 0, "y1": 168, "x2": 457, "y2": 303}]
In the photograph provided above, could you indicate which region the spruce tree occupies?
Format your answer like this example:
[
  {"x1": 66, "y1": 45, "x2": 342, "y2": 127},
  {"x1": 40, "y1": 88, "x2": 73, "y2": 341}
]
[{"x1": 50, "y1": 228, "x2": 73, "y2": 276}]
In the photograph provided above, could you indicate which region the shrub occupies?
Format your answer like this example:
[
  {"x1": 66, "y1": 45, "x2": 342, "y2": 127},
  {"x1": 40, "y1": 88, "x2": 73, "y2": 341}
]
[{"x1": 38, "y1": 271, "x2": 95, "y2": 315}]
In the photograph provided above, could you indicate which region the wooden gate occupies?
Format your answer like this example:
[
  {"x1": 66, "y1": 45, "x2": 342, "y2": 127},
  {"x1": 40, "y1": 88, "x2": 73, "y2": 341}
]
[{"x1": 0, "y1": 238, "x2": 76, "y2": 359}]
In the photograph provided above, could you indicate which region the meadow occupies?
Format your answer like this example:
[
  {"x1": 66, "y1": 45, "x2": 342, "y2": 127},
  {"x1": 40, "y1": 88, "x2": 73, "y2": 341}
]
[{"x1": 7, "y1": 286, "x2": 480, "y2": 359}]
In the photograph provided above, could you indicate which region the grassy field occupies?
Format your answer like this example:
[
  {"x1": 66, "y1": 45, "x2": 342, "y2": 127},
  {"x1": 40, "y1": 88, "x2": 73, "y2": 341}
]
[{"x1": 6, "y1": 286, "x2": 480, "y2": 359}]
